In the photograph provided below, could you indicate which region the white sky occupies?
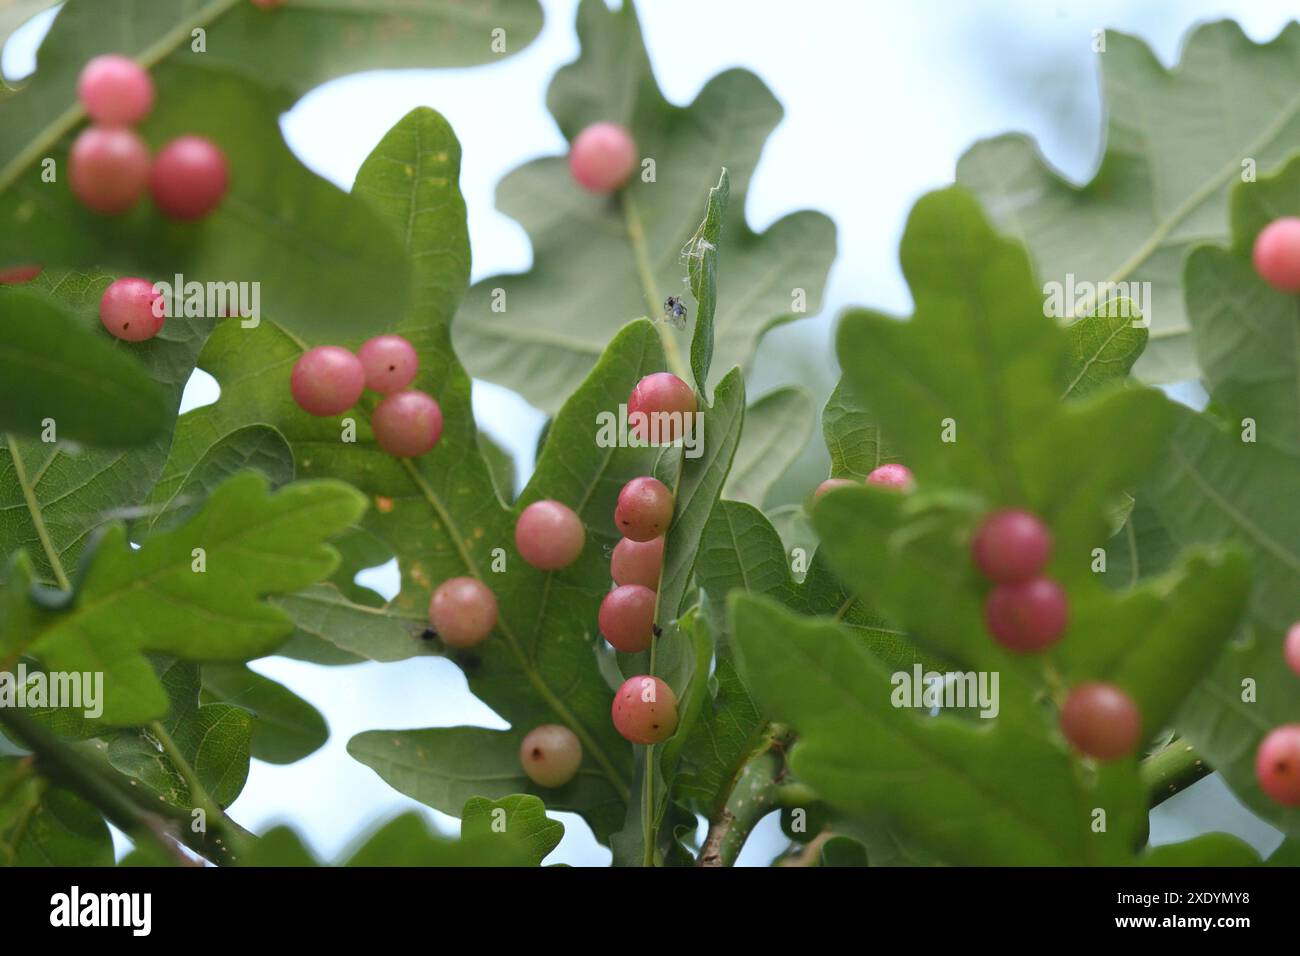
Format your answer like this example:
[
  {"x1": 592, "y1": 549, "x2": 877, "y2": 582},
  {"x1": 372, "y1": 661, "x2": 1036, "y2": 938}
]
[{"x1": 5, "y1": 0, "x2": 1291, "y2": 866}]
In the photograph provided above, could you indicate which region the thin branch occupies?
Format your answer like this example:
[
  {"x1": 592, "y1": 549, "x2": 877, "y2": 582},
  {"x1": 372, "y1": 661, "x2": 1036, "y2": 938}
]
[
  {"x1": 697, "y1": 744, "x2": 783, "y2": 867},
  {"x1": 0, "y1": 708, "x2": 196, "y2": 865},
  {"x1": 1142, "y1": 737, "x2": 1211, "y2": 808}
]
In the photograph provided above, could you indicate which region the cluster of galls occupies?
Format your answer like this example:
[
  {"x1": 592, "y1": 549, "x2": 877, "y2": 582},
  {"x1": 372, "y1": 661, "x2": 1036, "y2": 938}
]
[
  {"x1": 969, "y1": 508, "x2": 1300, "y2": 805},
  {"x1": 3, "y1": 54, "x2": 233, "y2": 298},
  {"x1": 810, "y1": 436, "x2": 1300, "y2": 800},
  {"x1": 969, "y1": 508, "x2": 1143, "y2": 761},
  {"x1": 814, "y1": 462, "x2": 916, "y2": 499},
  {"x1": 565, "y1": 122, "x2": 696, "y2": 755},
  {"x1": 71, "y1": 55, "x2": 229, "y2": 220},
  {"x1": 0, "y1": 0, "x2": 317, "y2": 285},
  {"x1": 603, "y1": 373, "x2": 698, "y2": 746},
  {"x1": 290, "y1": 336, "x2": 443, "y2": 458},
  {"x1": 416, "y1": 373, "x2": 702, "y2": 786}
]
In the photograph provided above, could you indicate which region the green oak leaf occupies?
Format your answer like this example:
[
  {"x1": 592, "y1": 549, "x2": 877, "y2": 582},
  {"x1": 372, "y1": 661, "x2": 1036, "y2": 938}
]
[
  {"x1": 737, "y1": 186, "x2": 1251, "y2": 864},
  {"x1": 677, "y1": 496, "x2": 934, "y2": 833},
  {"x1": 349, "y1": 319, "x2": 670, "y2": 844},
  {"x1": 735, "y1": 580, "x2": 1249, "y2": 867},
  {"x1": 478, "y1": 430, "x2": 517, "y2": 504},
  {"x1": 145, "y1": 105, "x2": 655, "y2": 840},
  {"x1": 1145, "y1": 157, "x2": 1300, "y2": 836},
  {"x1": 142, "y1": 424, "x2": 294, "y2": 537},
  {"x1": 249, "y1": 812, "x2": 535, "y2": 867},
  {"x1": 819, "y1": 835, "x2": 869, "y2": 867},
  {"x1": 272, "y1": 583, "x2": 433, "y2": 666},
  {"x1": 604, "y1": 183, "x2": 755, "y2": 863},
  {"x1": 3, "y1": 472, "x2": 365, "y2": 725},
  {"x1": 107, "y1": 658, "x2": 252, "y2": 809},
  {"x1": 1062, "y1": 299, "x2": 1149, "y2": 401},
  {"x1": 814, "y1": 187, "x2": 1249, "y2": 685},
  {"x1": 157, "y1": 105, "x2": 678, "y2": 843},
  {"x1": 817, "y1": 187, "x2": 1205, "y2": 672},
  {"x1": 832, "y1": 188, "x2": 1173, "y2": 548},
  {"x1": 241, "y1": 825, "x2": 320, "y2": 867},
  {"x1": 731, "y1": 594, "x2": 1143, "y2": 866},
  {"x1": 819, "y1": 292, "x2": 1146, "y2": 489},
  {"x1": 1, "y1": 268, "x2": 213, "y2": 587},
  {"x1": 0, "y1": 288, "x2": 168, "y2": 447},
  {"x1": 1101, "y1": 498, "x2": 1180, "y2": 591},
  {"x1": 820, "y1": 377, "x2": 898, "y2": 481},
  {"x1": 653, "y1": 370, "x2": 743, "y2": 644},
  {"x1": 687, "y1": 169, "x2": 728, "y2": 397},
  {"x1": 724, "y1": 386, "x2": 815, "y2": 508},
  {"x1": 200, "y1": 662, "x2": 326, "y2": 766},
  {"x1": 460, "y1": 794, "x2": 563, "y2": 866},
  {"x1": 0, "y1": 758, "x2": 113, "y2": 866},
  {"x1": 153, "y1": 105, "x2": 474, "y2": 666},
  {"x1": 1060, "y1": 297, "x2": 1154, "y2": 589},
  {"x1": 958, "y1": 21, "x2": 1300, "y2": 383},
  {"x1": 1, "y1": 61, "x2": 411, "y2": 338},
  {"x1": 348, "y1": 725, "x2": 626, "y2": 844},
  {"x1": 605, "y1": 244, "x2": 745, "y2": 863},
  {"x1": 1140, "y1": 833, "x2": 1261, "y2": 866},
  {"x1": 453, "y1": 0, "x2": 834, "y2": 412},
  {"x1": 342, "y1": 814, "x2": 528, "y2": 867},
  {"x1": 1267, "y1": 839, "x2": 1300, "y2": 866}
]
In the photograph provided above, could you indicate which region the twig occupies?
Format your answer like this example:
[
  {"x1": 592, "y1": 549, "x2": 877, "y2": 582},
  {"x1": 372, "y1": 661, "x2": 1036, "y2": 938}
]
[
  {"x1": 697, "y1": 745, "x2": 783, "y2": 867},
  {"x1": 0, "y1": 708, "x2": 196, "y2": 865},
  {"x1": 1142, "y1": 737, "x2": 1211, "y2": 807},
  {"x1": 0, "y1": 708, "x2": 255, "y2": 865}
]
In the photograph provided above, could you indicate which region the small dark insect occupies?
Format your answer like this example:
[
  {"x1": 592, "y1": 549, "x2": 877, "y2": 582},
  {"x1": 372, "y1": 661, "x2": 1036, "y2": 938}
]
[
  {"x1": 663, "y1": 295, "x2": 687, "y2": 328},
  {"x1": 652, "y1": 623, "x2": 663, "y2": 638},
  {"x1": 420, "y1": 627, "x2": 437, "y2": 641}
]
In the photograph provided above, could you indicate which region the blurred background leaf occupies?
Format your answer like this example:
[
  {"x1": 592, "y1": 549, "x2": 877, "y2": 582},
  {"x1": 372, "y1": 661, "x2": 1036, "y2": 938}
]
[
  {"x1": 454, "y1": 0, "x2": 835, "y2": 413},
  {"x1": 959, "y1": 21, "x2": 1300, "y2": 383},
  {"x1": 1147, "y1": 157, "x2": 1300, "y2": 838}
]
